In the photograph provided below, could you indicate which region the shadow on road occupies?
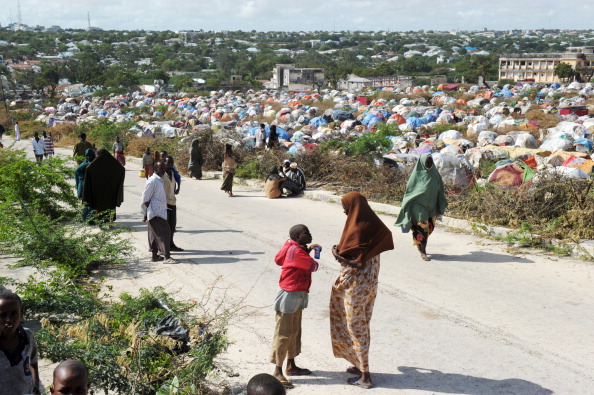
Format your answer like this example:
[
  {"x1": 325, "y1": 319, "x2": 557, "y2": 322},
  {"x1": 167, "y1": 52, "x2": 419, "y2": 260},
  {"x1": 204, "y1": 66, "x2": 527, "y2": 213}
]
[
  {"x1": 300, "y1": 367, "x2": 552, "y2": 394},
  {"x1": 430, "y1": 251, "x2": 534, "y2": 264},
  {"x1": 182, "y1": 256, "x2": 259, "y2": 265},
  {"x1": 175, "y1": 229, "x2": 243, "y2": 234},
  {"x1": 386, "y1": 366, "x2": 553, "y2": 394},
  {"x1": 173, "y1": 249, "x2": 264, "y2": 256}
]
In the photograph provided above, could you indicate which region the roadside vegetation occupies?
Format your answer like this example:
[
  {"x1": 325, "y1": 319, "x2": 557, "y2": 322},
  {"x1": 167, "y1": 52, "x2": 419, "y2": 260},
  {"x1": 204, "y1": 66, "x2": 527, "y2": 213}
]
[{"x1": 0, "y1": 147, "x2": 232, "y2": 394}]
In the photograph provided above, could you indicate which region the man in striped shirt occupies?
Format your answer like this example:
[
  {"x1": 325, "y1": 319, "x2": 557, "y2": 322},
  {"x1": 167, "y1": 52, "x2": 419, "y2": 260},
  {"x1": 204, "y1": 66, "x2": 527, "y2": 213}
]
[{"x1": 141, "y1": 161, "x2": 176, "y2": 264}]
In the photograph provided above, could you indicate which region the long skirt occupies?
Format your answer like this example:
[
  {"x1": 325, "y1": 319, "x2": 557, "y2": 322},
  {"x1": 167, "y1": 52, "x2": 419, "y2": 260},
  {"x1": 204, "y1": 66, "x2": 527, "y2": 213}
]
[
  {"x1": 189, "y1": 164, "x2": 202, "y2": 179},
  {"x1": 115, "y1": 151, "x2": 126, "y2": 166},
  {"x1": 221, "y1": 170, "x2": 234, "y2": 193},
  {"x1": 411, "y1": 217, "x2": 435, "y2": 246},
  {"x1": 330, "y1": 254, "x2": 380, "y2": 373}
]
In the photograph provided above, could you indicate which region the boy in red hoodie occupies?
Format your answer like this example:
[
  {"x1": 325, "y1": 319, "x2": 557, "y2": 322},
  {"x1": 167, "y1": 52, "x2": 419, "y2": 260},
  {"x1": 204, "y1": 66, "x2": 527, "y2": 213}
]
[{"x1": 270, "y1": 224, "x2": 321, "y2": 389}]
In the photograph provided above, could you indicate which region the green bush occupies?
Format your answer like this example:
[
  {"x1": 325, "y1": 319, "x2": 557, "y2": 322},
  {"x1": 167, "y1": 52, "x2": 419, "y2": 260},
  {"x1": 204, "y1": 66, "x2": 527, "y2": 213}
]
[
  {"x1": 235, "y1": 158, "x2": 261, "y2": 179},
  {"x1": 344, "y1": 132, "x2": 392, "y2": 157},
  {"x1": 0, "y1": 149, "x2": 131, "y2": 275},
  {"x1": 76, "y1": 119, "x2": 137, "y2": 151},
  {"x1": 36, "y1": 287, "x2": 228, "y2": 395}
]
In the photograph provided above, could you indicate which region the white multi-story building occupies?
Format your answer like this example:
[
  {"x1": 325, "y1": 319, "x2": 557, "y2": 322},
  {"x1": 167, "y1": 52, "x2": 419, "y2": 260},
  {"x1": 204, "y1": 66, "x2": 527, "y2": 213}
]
[
  {"x1": 499, "y1": 46, "x2": 594, "y2": 83},
  {"x1": 267, "y1": 64, "x2": 325, "y2": 90}
]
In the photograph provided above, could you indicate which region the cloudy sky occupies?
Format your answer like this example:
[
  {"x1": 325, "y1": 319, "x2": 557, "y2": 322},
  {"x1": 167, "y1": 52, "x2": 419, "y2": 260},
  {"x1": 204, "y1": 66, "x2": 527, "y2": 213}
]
[{"x1": 3, "y1": 0, "x2": 593, "y2": 32}]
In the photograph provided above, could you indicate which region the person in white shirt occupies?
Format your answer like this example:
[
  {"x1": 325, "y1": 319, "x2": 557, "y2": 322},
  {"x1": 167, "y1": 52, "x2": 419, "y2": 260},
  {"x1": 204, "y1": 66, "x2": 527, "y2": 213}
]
[
  {"x1": 32, "y1": 132, "x2": 45, "y2": 164},
  {"x1": 14, "y1": 121, "x2": 20, "y2": 141},
  {"x1": 141, "y1": 161, "x2": 176, "y2": 264},
  {"x1": 255, "y1": 123, "x2": 266, "y2": 151}
]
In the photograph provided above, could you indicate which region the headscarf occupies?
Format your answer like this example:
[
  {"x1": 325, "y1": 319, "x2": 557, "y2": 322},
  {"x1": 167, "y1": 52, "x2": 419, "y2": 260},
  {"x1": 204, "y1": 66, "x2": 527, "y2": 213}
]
[
  {"x1": 188, "y1": 139, "x2": 203, "y2": 168},
  {"x1": 337, "y1": 192, "x2": 394, "y2": 263},
  {"x1": 266, "y1": 165, "x2": 281, "y2": 181},
  {"x1": 74, "y1": 148, "x2": 96, "y2": 199},
  {"x1": 394, "y1": 153, "x2": 448, "y2": 231},
  {"x1": 83, "y1": 149, "x2": 125, "y2": 211}
]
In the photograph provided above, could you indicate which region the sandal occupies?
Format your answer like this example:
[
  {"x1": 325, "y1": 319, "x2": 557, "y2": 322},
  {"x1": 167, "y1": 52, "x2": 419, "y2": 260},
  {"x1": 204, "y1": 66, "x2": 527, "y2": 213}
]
[
  {"x1": 279, "y1": 380, "x2": 294, "y2": 389},
  {"x1": 346, "y1": 366, "x2": 362, "y2": 376},
  {"x1": 347, "y1": 377, "x2": 373, "y2": 389},
  {"x1": 287, "y1": 368, "x2": 312, "y2": 376}
]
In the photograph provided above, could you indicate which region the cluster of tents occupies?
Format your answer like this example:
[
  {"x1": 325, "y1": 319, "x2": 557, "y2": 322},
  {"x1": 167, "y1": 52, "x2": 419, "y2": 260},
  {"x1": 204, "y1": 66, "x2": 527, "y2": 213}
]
[{"x1": 32, "y1": 80, "x2": 594, "y2": 187}]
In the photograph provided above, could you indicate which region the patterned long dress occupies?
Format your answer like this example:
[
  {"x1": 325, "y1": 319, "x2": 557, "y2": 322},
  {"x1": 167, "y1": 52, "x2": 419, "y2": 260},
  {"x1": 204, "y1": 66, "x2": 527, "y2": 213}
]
[{"x1": 329, "y1": 254, "x2": 380, "y2": 373}]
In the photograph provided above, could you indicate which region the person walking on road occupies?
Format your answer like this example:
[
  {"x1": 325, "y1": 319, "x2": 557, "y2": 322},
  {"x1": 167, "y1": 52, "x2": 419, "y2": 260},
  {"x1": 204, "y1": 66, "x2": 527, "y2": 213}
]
[
  {"x1": 330, "y1": 192, "x2": 394, "y2": 389},
  {"x1": 270, "y1": 224, "x2": 321, "y2": 390},
  {"x1": 142, "y1": 147, "x2": 154, "y2": 179},
  {"x1": 188, "y1": 138, "x2": 203, "y2": 180},
  {"x1": 14, "y1": 121, "x2": 20, "y2": 141},
  {"x1": 32, "y1": 132, "x2": 45, "y2": 164},
  {"x1": 113, "y1": 136, "x2": 125, "y2": 166},
  {"x1": 141, "y1": 161, "x2": 176, "y2": 264},
  {"x1": 73, "y1": 133, "x2": 92, "y2": 165},
  {"x1": 394, "y1": 153, "x2": 447, "y2": 261},
  {"x1": 42, "y1": 131, "x2": 54, "y2": 158},
  {"x1": 221, "y1": 144, "x2": 236, "y2": 197},
  {"x1": 75, "y1": 148, "x2": 96, "y2": 221}
]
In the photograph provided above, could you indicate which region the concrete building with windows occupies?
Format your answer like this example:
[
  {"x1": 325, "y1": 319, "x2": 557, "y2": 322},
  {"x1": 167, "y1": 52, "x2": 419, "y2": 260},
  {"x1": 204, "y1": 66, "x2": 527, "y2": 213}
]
[
  {"x1": 267, "y1": 64, "x2": 325, "y2": 90},
  {"x1": 499, "y1": 46, "x2": 594, "y2": 83}
]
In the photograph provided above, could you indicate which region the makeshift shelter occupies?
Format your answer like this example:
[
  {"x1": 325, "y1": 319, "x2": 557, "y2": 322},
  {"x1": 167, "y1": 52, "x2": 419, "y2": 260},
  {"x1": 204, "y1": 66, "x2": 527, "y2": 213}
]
[{"x1": 488, "y1": 162, "x2": 534, "y2": 186}]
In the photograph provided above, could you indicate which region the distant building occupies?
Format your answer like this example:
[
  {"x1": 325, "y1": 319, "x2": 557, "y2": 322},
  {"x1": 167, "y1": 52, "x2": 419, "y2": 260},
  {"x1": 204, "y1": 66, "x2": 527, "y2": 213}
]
[
  {"x1": 499, "y1": 46, "x2": 594, "y2": 83},
  {"x1": 267, "y1": 64, "x2": 325, "y2": 90},
  {"x1": 337, "y1": 74, "x2": 413, "y2": 91}
]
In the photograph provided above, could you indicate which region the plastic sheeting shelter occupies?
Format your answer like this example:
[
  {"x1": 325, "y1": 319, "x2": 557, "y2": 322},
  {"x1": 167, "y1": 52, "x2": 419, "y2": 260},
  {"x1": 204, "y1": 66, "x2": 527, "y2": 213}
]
[{"x1": 246, "y1": 126, "x2": 290, "y2": 141}]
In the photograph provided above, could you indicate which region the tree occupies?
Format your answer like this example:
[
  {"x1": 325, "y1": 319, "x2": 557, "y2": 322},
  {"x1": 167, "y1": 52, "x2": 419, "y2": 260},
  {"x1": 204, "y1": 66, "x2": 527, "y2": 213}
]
[
  {"x1": 41, "y1": 65, "x2": 61, "y2": 98},
  {"x1": 103, "y1": 66, "x2": 140, "y2": 91},
  {"x1": 173, "y1": 75, "x2": 193, "y2": 91},
  {"x1": 574, "y1": 64, "x2": 594, "y2": 83},
  {"x1": 554, "y1": 62, "x2": 574, "y2": 82},
  {"x1": 0, "y1": 65, "x2": 11, "y2": 113}
]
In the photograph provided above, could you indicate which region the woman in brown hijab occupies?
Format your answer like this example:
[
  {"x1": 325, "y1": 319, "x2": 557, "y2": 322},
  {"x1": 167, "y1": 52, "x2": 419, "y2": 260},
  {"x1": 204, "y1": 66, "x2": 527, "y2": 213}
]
[{"x1": 330, "y1": 192, "x2": 394, "y2": 389}]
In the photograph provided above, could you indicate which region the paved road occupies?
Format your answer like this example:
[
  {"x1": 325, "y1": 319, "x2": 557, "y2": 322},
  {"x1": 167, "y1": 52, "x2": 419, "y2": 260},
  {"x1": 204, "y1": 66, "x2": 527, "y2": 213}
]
[{"x1": 4, "y1": 137, "x2": 594, "y2": 394}]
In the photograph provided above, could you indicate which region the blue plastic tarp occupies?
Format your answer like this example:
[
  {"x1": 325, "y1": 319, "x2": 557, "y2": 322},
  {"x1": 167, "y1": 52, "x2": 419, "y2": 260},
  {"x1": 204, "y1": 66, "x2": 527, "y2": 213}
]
[
  {"x1": 246, "y1": 126, "x2": 290, "y2": 140},
  {"x1": 575, "y1": 138, "x2": 593, "y2": 151},
  {"x1": 309, "y1": 117, "x2": 328, "y2": 127}
]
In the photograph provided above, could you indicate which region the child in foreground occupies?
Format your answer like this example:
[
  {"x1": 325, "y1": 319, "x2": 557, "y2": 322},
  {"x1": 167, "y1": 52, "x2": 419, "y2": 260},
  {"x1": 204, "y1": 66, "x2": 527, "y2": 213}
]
[
  {"x1": 247, "y1": 373, "x2": 286, "y2": 395},
  {"x1": 50, "y1": 359, "x2": 89, "y2": 395},
  {"x1": 270, "y1": 224, "x2": 321, "y2": 389},
  {"x1": 0, "y1": 290, "x2": 40, "y2": 395}
]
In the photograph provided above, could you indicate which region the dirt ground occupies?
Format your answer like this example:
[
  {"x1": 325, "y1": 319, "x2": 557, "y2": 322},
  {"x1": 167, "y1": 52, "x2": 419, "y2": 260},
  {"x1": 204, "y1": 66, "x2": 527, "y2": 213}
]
[{"x1": 2, "y1": 137, "x2": 594, "y2": 394}]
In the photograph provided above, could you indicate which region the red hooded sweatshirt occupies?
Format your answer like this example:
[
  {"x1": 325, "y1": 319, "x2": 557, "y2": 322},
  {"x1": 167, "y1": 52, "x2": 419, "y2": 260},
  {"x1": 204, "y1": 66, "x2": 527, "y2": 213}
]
[{"x1": 275, "y1": 239, "x2": 319, "y2": 293}]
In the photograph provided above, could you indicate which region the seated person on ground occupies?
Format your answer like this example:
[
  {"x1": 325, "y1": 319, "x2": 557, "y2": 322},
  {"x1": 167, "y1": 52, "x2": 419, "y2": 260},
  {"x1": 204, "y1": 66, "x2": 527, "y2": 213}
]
[
  {"x1": 285, "y1": 162, "x2": 306, "y2": 193},
  {"x1": 264, "y1": 166, "x2": 286, "y2": 199}
]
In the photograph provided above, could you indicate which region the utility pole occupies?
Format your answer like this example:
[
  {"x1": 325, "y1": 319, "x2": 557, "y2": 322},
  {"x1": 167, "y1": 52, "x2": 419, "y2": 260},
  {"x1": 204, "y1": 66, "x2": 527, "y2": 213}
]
[
  {"x1": 17, "y1": 0, "x2": 22, "y2": 25},
  {"x1": 88, "y1": 11, "x2": 91, "y2": 30}
]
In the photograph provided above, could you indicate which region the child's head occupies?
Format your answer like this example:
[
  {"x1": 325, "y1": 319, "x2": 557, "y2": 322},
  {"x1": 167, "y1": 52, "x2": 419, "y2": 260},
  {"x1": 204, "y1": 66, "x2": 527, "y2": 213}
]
[
  {"x1": 289, "y1": 224, "x2": 312, "y2": 246},
  {"x1": 50, "y1": 360, "x2": 89, "y2": 395},
  {"x1": 0, "y1": 291, "x2": 23, "y2": 337},
  {"x1": 247, "y1": 373, "x2": 286, "y2": 395}
]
